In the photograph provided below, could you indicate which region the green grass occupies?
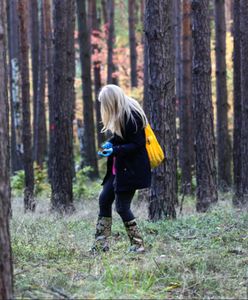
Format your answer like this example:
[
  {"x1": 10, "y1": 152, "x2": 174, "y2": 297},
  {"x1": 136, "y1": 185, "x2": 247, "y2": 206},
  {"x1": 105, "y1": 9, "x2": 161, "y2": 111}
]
[{"x1": 12, "y1": 194, "x2": 248, "y2": 299}]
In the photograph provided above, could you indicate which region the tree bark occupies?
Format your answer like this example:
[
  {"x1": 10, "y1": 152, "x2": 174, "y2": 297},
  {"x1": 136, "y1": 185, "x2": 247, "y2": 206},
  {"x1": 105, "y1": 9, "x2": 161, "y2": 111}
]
[
  {"x1": 0, "y1": 0, "x2": 14, "y2": 296},
  {"x1": 128, "y1": 0, "x2": 138, "y2": 87},
  {"x1": 145, "y1": 0, "x2": 177, "y2": 220},
  {"x1": 240, "y1": 0, "x2": 248, "y2": 205},
  {"x1": 214, "y1": 0, "x2": 231, "y2": 191},
  {"x1": 18, "y1": 0, "x2": 35, "y2": 212},
  {"x1": 107, "y1": 0, "x2": 118, "y2": 84},
  {"x1": 233, "y1": 0, "x2": 242, "y2": 205},
  {"x1": 7, "y1": 0, "x2": 23, "y2": 172},
  {"x1": 34, "y1": 1, "x2": 47, "y2": 167},
  {"x1": 66, "y1": 0, "x2": 76, "y2": 180},
  {"x1": 76, "y1": 0, "x2": 99, "y2": 177},
  {"x1": 29, "y1": 0, "x2": 39, "y2": 152},
  {"x1": 180, "y1": 0, "x2": 194, "y2": 194},
  {"x1": 191, "y1": 0, "x2": 218, "y2": 212},
  {"x1": 51, "y1": 0, "x2": 75, "y2": 212},
  {"x1": 91, "y1": 0, "x2": 105, "y2": 148},
  {"x1": 44, "y1": 0, "x2": 54, "y2": 182}
]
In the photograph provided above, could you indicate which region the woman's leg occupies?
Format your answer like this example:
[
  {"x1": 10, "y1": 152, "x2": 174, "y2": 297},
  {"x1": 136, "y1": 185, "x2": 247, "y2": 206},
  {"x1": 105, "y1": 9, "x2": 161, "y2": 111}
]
[
  {"x1": 115, "y1": 190, "x2": 145, "y2": 253},
  {"x1": 99, "y1": 174, "x2": 115, "y2": 217},
  {"x1": 115, "y1": 190, "x2": 136, "y2": 222},
  {"x1": 92, "y1": 175, "x2": 115, "y2": 252}
]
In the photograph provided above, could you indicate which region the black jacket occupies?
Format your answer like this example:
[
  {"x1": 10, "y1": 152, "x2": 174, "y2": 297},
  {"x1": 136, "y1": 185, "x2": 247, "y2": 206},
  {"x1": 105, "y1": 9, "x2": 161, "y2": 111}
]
[{"x1": 101, "y1": 110, "x2": 151, "y2": 192}]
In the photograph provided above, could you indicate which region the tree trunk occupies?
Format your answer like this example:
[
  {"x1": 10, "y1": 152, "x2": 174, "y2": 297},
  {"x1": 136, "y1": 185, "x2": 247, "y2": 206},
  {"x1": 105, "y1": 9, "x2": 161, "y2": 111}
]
[
  {"x1": 44, "y1": 0, "x2": 54, "y2": 182},
  {"x1": 76, "y1": 0, "x2": 99, "y2": 178},
  {"x1": 128, "y1": 0, "x2": 138, "y2": 87},
  {"x1": 215, "y1": 0, "x2": 231, "y2": 191},
  {"x1": 51, "y1": 0, "x2": 75, "y2": 212},
  {"x1": 34, "y1": 1, "x2": 47, "y2": 167},
  {"x1": 91, "y1": 0, "x2": 105, "y2": 148},
  {"x1": 233, "y1": 0, "x2": 242, "y2": 205},
  {"x1": 18, "y1": 0, "x2": 35, "y2": 212},
  {"x1": 0, "y1": 0, "x2": 14, "y2": 296},
  {"x1": 101, "y1": 0, "x2": 108, "y2": 25},
  {"x1": 66, "y1": 0, "x2": 76, "y2": 180},
  {"x1": 174, "y1": 0, "x2": 181, "y2": 111},
  {"x1": 7, "y1": 0, "x2": 23, "y2": 172},
  {"x1": 145, "y1": 0, "x2": 177, "y2": 220},
  {"x1": 29, "y1": 0, "x2": 39, "y2": 152},
  {"x1": 180, "y1": 0, "x2": 194, "y2": 194},
  {"x1": 107, "y1": 0, "x2": 118, "y2": 84},
  {"x1": 240, "y1": 0, "x2": 248, "y2": 205},
  {"x1": 191, "y1": 0, "x2": 218, "y2": 212}
]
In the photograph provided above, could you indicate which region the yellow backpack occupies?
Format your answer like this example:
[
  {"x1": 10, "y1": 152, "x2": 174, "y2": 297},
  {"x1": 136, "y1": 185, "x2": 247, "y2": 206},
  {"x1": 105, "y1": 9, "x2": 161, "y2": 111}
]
[{"x1": 145, "y1": 123, "x2": 165, "y2": 169}]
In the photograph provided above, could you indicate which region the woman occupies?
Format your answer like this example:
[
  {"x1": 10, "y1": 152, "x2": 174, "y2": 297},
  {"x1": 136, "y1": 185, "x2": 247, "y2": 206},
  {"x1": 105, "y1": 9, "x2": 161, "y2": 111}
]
[{"x1": 92, "y1": 84, "x2": 151, "y2": 253}]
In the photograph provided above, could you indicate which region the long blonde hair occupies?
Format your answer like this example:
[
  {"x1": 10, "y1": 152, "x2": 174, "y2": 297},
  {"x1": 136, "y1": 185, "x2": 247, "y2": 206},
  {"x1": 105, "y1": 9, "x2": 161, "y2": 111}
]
[{"x1": 98, "y1": 85, "x2": 148, "y2": 139}]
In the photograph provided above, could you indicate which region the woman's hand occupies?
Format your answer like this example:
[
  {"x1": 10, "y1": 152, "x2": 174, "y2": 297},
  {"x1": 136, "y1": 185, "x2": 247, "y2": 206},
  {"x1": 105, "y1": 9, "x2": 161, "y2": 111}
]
[
  {"x1": 101, "y1": 141, "x2": 113, "y2": 149},
  {"x1": 97, "y1": 148, "x2": 113, "y2": 157}
]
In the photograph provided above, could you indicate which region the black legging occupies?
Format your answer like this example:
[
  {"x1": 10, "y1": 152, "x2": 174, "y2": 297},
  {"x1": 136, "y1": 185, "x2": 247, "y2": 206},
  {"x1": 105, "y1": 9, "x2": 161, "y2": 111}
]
[{"x1": 99, "y1": 174, "x2": 136, "y2": 222}]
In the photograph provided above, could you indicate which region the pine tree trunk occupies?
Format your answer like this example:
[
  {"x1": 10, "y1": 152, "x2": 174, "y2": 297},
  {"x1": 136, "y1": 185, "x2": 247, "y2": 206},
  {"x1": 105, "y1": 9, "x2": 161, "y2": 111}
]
[
  {"x1": 76, "y1": 0, "x2": 99, "y2": 178},
  {"x1": 18, "y1": 0, "x2": 35, "y2": 212},
  {"x1": 233, "y1": 0, "x2": 242, "y2": 205},
  {"x1": 44, "y1": 0, "x2": 54, "y2": 182},
  {"x1": 128, "y1": 0, "x2": 138, "y2": 87},
  {"x1": 0, "y1": 0, "x2": 13, "y2": 296},
  {"x1": 180, "y1": 0, "x2": 194, "y2": 194},
  {"x1": 91, "y1": 0, "x2": 104, "y2": 148},
  {"x1": 174, "y1": 0, "x2": 181, "y2": 110},
  {"x1": 29, "y1": 0, "x2": 39, "y2": 151},
  {"x1": 66, "y1": 0, "x2": 76, "y2": 180},
  {"x1": 101, "y1": 0, "x2": 108, "y2": 26},
  {"x1": 215, "y1": 0, "x2": 231, "y2": 191},
  {"x1": 7, "y1": 0, "x2": 23, "y2": 172},
  {"x1": 107, "y1": 0, "x2": 118, "y2": 84},
  {"x1": 34, "y1": 1, "x2": 47, "y2": 167},
  {"x1": 191, "y1": 0, "x2": 218, "y2": 212},
  {"x1": 145, "y1": 0, "x2": 177, "y2": 220},
  {"x1": 240, "y1": 0, "x2": 248, "y2": 205},
  {"x1": 51, "y1": 0, "x2": 75, "y2": 212}
]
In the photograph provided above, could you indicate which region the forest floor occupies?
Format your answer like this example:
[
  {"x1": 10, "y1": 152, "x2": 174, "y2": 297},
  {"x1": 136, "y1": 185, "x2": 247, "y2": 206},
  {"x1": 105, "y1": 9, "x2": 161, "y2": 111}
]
[{"x1": 12, "y1": 186, "x2": 248, "y2": 299}]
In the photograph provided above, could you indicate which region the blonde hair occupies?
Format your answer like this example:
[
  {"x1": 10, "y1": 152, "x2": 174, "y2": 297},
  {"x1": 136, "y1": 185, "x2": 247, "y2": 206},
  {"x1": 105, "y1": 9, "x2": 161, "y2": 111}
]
[{"x1": 98, "y1": 84, "x2": 148, "y2": 139}]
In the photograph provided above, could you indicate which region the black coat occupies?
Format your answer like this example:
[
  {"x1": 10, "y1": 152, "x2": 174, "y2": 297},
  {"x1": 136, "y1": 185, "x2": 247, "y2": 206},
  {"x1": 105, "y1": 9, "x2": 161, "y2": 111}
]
[{"x1": 101, "y1": 111, "x2": 151, "y2": 192}]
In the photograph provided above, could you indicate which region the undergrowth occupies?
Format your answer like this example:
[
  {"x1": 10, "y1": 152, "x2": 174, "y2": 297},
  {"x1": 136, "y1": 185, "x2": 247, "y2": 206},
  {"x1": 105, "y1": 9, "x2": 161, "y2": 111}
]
[{"x1": 11, "y1": 192, "x2": 248, "y2": 299}]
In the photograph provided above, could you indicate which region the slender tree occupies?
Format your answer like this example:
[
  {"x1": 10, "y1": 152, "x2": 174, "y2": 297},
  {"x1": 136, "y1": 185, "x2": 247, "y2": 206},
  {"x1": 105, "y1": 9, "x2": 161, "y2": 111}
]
[
  {"x1": 44, "y1": 0, "x2": 54, "y2": 181},
  {"x1": 0, "y1": 0, "x2": 13, "y2": 296},
  {"x1": 174, "y1": 0, "x2": 181, "y2": 110},
  {"x1": 101, "y1": 0, "x2": 108, "y2": 26},
  {"x1": 191, "y1": 0, "x2": 218, "y2": 212},
  {"x1": 233, "y1": 0, "x2": 242, "y2": 205},
  {"x1": 128, "y1": 0, "x2": 138, "y2": 87},
  {"x1": 7, "y1": 0, "x2": 23, "y2": 172},
  {"x1": 51, "y1": 0, "x2": 75, "y2": 212},
  {"x1": 76, "y1": 0, "x2": 99, "y2": 177},
  {"x1": 179, "y1": 0, "x2": 194, "y2": 194},
  {"x1": 29, "y1": 0, "x2": 39, "y2": 151},
  {"x1": 91, "y1": 0, "x2": 105, "y2": 148},
  {"x1": 240, "y1": 0, "x2": 248, "y2": 205},
  {"x1": 214, "y1": 0, "x2": 231, "y2": 191},
  {"x1": 34, "y1": 1, "x2": 47, "y2": 167},
  {"x1": 18, "y1": 0, "x2": 35, "y2": 212},
  {"x1": 145, "y1": 0, "x2": 177, "y2": 220},
  {"x1": 107, "y1": 0, "x2": 118, "y2": 84}
]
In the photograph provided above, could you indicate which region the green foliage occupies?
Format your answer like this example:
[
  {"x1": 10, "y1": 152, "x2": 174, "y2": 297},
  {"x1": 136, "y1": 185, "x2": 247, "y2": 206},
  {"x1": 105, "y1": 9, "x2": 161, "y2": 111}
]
[
  {"x1": 11, "y1": 170, "x2": 25, "y2": 196},
  {"x1": 11, "y1": 165, "x2": 50, "y2": 197},
  {"x1": 73, "y1": 166, "x2": 101, "y2": 201},
  {"x1": 12, "y1": 196, "x2": 248, "y2": 299}
]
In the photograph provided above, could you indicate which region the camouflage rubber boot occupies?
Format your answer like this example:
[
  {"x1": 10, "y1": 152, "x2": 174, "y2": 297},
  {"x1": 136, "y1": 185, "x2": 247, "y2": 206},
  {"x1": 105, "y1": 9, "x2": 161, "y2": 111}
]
[
  {"x1": 124, "y1": 219, "x2": 145, "y2": 253},
  {"x1": 91, "y1": 216, "x2": 112, "y2": 253}
]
